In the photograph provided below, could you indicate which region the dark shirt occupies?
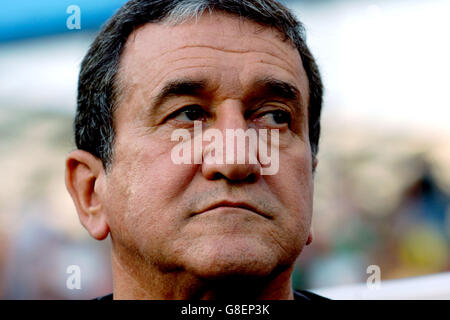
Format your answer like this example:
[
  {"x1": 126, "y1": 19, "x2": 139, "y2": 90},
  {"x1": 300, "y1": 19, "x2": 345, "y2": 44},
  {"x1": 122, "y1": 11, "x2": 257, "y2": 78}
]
[
  {"x1": 95, "y1": 290, "x2": 329, "y2": 300},
  {"x1": 293, "y1": 290, "x2": 329, "y2": 301}
]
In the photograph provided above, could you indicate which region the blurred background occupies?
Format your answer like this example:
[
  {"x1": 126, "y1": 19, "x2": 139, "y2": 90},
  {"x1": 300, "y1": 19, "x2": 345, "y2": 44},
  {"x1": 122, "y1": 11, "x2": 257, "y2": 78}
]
[{"x1": 0, "y1": 0, "x2": 449, "y2": 299}]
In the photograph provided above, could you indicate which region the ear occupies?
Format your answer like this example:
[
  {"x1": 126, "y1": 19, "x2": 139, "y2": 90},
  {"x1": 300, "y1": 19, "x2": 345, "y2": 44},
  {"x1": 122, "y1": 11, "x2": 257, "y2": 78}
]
[{"x1": 65, "y1": 150, "x2": 110, "y2": 240}]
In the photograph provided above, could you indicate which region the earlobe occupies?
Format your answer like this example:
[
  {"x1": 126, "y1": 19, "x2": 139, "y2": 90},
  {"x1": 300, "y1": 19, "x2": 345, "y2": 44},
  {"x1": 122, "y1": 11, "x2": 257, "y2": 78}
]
[
  {"x1": 65, "y1": 150, "x2": 110, "y2": 240},
  {"x1": 306, "y1": 228, "x2": 313, "y2": 246},
  {"x1": 313, "y1": 157, "x2": 319, "y2": 171}
]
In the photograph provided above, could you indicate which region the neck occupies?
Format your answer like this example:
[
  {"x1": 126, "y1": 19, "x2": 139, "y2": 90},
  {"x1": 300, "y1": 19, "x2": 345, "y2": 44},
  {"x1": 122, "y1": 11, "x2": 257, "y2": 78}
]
[{"x1": 111, "y1": 248, "x2": 295, "y2": 300}]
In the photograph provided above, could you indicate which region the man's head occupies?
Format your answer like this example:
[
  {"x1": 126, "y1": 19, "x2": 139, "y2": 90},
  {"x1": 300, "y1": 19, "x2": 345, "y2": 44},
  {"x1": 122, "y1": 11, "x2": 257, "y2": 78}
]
[{"x1": 66, "y1": 0, "x2": 323, "y2": 299}]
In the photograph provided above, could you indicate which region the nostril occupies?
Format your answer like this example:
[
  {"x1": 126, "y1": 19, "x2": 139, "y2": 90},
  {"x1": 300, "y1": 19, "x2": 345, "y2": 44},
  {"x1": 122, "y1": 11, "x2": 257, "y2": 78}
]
[
  {"x1": 212, "y1": 172, "x2": 226, "y2": 181},
  {"x1": 244, "y1": 173, "x2": 257, "y2": 184},
  {"x1": 211, "y1": 171, "x2": 258, "y2": 184}
]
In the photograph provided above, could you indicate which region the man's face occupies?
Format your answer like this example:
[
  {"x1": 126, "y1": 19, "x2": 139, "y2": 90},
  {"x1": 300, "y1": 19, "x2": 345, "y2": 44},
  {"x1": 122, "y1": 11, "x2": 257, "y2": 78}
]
[{"x1": 101, "y1": 12, "x2": 314, "y2": 279}]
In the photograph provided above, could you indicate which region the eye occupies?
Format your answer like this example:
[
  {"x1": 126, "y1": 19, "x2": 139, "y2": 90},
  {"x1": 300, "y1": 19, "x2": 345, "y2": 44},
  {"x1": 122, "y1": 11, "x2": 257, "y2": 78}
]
[
  {"x1": 258, "y1": 110, "x2": 291, "y2": 126},
  {"x1": 171, "y1": 105, "x2": 207, "y2": 122}
]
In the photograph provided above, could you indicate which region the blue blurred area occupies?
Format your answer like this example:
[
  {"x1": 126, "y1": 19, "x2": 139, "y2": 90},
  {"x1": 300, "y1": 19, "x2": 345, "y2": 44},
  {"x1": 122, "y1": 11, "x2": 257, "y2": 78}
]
[
  {"x1": 0, "y1": 0, "x2": 330, "y2": 43},
  {"x1": 0, "y1": 0, "x2": 128, "y2": 42}
]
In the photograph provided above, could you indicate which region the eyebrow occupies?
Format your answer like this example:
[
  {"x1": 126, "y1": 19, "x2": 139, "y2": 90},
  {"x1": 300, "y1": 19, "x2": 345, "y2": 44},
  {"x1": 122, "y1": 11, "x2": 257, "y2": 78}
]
[
  {"x1": 251, "y1": 77, "x2": 302, "y2": 104},
  {"x1": 149, "y1": 77, "x2": 304, "y2": 117},
  {"x1": 150, "y1": 79, "x2": 207, "y2": 115},
  {"x1": 248, "y1": 77, "x2": 305, "y2": 118}
]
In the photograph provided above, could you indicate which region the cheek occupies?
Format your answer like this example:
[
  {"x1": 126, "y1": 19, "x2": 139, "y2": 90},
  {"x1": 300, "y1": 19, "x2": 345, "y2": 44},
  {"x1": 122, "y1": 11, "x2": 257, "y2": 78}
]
[
  {"x1": 272, "y1": 142, "x2": 314, "y2": 226},
  {"x1": 103, "y1": 138, "x2": 198, "y2": 243}
]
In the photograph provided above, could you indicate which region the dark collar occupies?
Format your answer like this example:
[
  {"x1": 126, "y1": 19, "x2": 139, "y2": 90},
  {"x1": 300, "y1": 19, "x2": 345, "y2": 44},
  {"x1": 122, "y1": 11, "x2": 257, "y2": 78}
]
[{"x1": 94, "y1": 290, "x2": 329, "y2": 300}]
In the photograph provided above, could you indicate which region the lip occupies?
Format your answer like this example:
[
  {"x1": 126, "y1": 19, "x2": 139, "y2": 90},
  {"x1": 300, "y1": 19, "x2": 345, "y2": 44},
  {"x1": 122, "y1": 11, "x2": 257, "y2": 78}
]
[{"x1": 193, "y1": 200, "x2": 271, "y2": 219}]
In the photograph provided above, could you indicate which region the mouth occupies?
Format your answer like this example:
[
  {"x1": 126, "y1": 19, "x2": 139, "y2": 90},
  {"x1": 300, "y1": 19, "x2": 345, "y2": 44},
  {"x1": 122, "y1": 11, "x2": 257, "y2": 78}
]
[{"x1": 193, "y1": 201, "x2": 272, "y2": 219}]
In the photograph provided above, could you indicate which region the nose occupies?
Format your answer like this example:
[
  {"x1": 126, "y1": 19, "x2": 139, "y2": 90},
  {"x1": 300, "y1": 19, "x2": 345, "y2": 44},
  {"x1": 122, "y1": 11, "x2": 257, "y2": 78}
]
[{"x1": 201, "y1": 100, "x2": 261, "y2": 183}]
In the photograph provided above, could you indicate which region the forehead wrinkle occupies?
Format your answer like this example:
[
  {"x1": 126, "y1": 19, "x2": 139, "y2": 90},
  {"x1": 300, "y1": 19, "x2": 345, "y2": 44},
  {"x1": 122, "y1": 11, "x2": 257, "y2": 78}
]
[
  {"x1": 167, "y1": 36, "x2": 294, "y2": 58},
  {"x1": 126, "y1": 17, "x2": 299, "y2": 66},
  {"x1": 164, "y1": 45, "x2": 301, "y2": 77},
  {"x1": 125, "y1": 43, "x2": 297, "y2": 71},
  {"x1": 122, "y1": 45, "x2": 303, "y2": 96},
  {"x1": 118, "y1": 18, "x2": 305, "y2": 89}
]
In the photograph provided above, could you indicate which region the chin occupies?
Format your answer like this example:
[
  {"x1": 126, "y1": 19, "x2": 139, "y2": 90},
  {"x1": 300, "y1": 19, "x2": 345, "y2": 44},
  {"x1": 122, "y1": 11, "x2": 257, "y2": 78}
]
[{"x1": 183, "y1": 236, "x2": 297, "y2": 280}]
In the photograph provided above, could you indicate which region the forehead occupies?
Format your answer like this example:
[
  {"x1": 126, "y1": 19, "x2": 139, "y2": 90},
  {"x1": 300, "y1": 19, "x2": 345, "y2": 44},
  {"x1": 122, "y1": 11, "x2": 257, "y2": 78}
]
[{"x1": 116, "y1": 12, "x2": 309, "y2": 109}]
